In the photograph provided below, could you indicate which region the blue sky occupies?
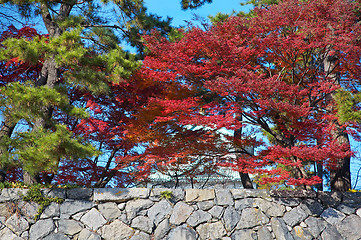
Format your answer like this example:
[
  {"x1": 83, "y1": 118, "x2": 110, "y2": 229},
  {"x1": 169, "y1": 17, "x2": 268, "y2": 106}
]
[{"x1": 145, "y1": 0, "x2": 250, "y2": 27}]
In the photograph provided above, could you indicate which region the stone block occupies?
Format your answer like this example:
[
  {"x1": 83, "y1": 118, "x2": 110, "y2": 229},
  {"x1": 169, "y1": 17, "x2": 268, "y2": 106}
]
[
  {"x1": 80, "y1": 208, "x2": 107, "y2": 230},
  {"x1": 231, "y1": 229, "x2": 256, "y2": 240},
  {"x1": 131, "y1": 216, "x2": 154, "y2": 234},
  {"x1": 223, "y1": 206, "x2": 240, "y2": 231},
  {"x1": 0, "y1": 188, "x2": 28, "y2": 202},
  {"x1": 59, "y1": 200, "x2": 94, "y2": 218},
  {"x1": 185, "y1": 189, "x2": 215, "y2": 202},
  {"x1": 147, "y1": 200, "x2": 173, "y2": 225},
  {"x1": 283, "y1": 206, "x2": 308, "y2": 227},
  {"x1": 292, "y1": 226, "x2": 313, "y2": 240},
  {"x1": 299, "y1": 199, "x2": 324, "y2": 216},
  {"x1": 5, "y1": 214, "x2": 29, "y2": 236},
  {"x1": 236, "y1": 207, "x2": 268, "y2": 229},
  {"x1": 126, "y1": 199, "x2": 154, "y2": 220},
  {"x1": 215, "y1": 189, "x2": 233, "y2": 206},
  {"x1": 94, "y1": 188, "x2": 149, "y2": 202},
  {"x1": 149, "y1": 188, "x2": 184, "y2": 202},
  {"x1": 318, "y1": 191, "x2": 342, "y2": 208},
  {"x1": 208, "y1": 205, "x2": 223, "y2": 219},
  {"x1": 169, "y1": 201, "x2": 193, "y2": 225},
  {"x1": 67, "y1": 188, "x2": 93, "y2": 200},
  {"x1": 154, "y1": 219, "x2": 170, "y2": 240},
  {"x1": 186, "y1": 210, "x2": 211, "y2": 227},
  {"x1": 98, "y1": 202, "x2": 121, "y2": 221},
  {"x1": 43, "y1": 233, "x2": 71, "y2": 240},
  {"x1": 321, "y1": 225, "x2": 344, "y2": 240},
  {"x1": 336, "y1": 215, "x2": 361, "y2": 240},
  {"x1": 197, "y1": 221, "x2": 226, "y2": 240},
  {"x1": 231, "y1": 189, "x2": 269, "y2": 199},
  {"x1": 197, "y1": 200, "x2": 215, "y2": 211},
  {"x1": 0, "y1": 227, "x2": 22, "y2": 240},
  {"x1": 78, "y1": 228, "x2": 101, "y2": 240},
  {"x1": 29, "y1": 219, "x2": 55, "y2": 240},
  {"x1": 58, "y1": 219, "x2": 83, "y2": 235},
  {"x1": 321, "y1": 208, "x2": 346, "y2": 225},
  {"x1": 100, "y1": 219, "x2": 134, "y2": 240},
  {"x1": 304, "y1": 216, "x2": 327, "y2": 238},
  {"x1": 168, "y1": 224, "x2": 197, "y2": 240},
  {"x1": 271, "y1": 217, "x2": 294, "y2": 240}
]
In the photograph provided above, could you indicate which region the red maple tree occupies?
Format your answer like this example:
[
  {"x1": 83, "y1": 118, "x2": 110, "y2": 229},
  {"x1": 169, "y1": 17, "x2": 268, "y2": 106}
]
[{"x1": 138, "y1": 0, "x2": 361, "y2": 190}]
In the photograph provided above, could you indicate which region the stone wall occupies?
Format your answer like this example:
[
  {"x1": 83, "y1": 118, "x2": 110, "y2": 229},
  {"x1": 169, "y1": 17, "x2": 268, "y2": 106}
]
[{"x1": 0, "y1": 188, "x2": 361, "y2": 240}]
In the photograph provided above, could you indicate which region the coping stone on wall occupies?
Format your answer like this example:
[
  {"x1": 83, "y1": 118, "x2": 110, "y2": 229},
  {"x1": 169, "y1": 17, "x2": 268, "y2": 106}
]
[{"x1": 93, "y1": 188, "x2": 150, "y2": 202}]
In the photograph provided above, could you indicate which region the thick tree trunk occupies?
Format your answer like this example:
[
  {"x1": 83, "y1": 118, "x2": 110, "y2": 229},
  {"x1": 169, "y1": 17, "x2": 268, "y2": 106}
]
[
  {"x1": 234, "y1": 127, "x2": 254, "y2": 189},
  {"x1": 330, "y1": 124, "x2": 351, "y2": 191},
  {"x1": 324, "y1": 47, "x2": 351, "y2": 192}
]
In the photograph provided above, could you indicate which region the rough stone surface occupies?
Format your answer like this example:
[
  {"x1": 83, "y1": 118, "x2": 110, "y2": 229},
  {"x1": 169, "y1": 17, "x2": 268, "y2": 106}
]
[
  {"x1": 43, "y1": 233, "x2": 71, "y2": 240},
  {"x1": 223, "y1": 206, "x2": 240, "y2": 231},
  {"x1": 154, "y1": 218, "x2": 170, "y2": 240},
  {"x1": 197, "y1": 200, "x2": 215, "y2": 211},
  {"x1": 299, "y1": 199, "x2": 324, "y2": 217},
  {"x1": 0, "y1": 188, "x2": 360, "y2": 240},
  {"x1": 185, "y1": 189, "x2": 215, "y2": 202},
  {"x1": 335, "y1": 215, "x2": 361, "y2": 240},
  {"x1": 215, "y1": 189, "x2": 233, "y2": 206},
  {"x1": 321, "y1": 208, "x2": 346, "y2": 225},
  {"x1": 0, "y1": 227, "x2": 22, "y2": 240},
  {"x1": 170, "y1": 201, "x2": 193, "y2": 225},
  {"x1": 186, "y1": 210, "x2": 212, "y2": 227},
  {"x1": 5, "y1": 214, "x2": 29, "y2": 235},
  {"x1": 100, "y1": 219, "x2": 134, "y2": 240},
  {"x1": 257, "y1": 225, "x2": 273, "y2": 240},
  {"x1": 67, "y1": 188, "x2": 93, "y2": 200},
  {"x1": 130, "y1": 231, "x2": 150, "y2": 240},
  {"x1": 318, "y1": 192, "x2": 342, "y2": 208},
  {"x1": 208, "y1": 205, "x2": 223, "y2": 219},
  {"x1": 126, "y1": 199, "x2": 154, "y2": 220},
  {"x1": 235, "y1": 198, "x2": 253, "y2": 211},
  {"x1": 60, "y1": 200, "x2": 94, "y2": 218},
  {"x1": 197, "y1": 221, "x2": 226, "y2": 240},
  {"x1": 283, "y1": 206, "x2": 308, "y2": 227},
  {"x1": 58, "y1": 219, "x2": 83, "y2": 235},
  {"x1": 271, "y1": 217, "x2": 294, "y2": 240},
  {"x1": 236, "y1": 207, "x2": 268, "y2": 229},
  {"x1": 147, "y1": 200, "x2": 173, "y2": 225},
  {"x1": 94, "y1": 188, "x2": 149, "y2": 202},
  {"x1": 231, "y1": 229, "x2": 256, "y2": 240},
  {"x1": 80, "y1": 208, "x2": 107, "y2": 230},
  {"x1": 29, "y1": 218, "x2": 55, "y2": 240},
  {"x1": 98, "y1": 202, "x2": 121, "y2": 221},
  {"x1": 0, "y1": 189, "x2": 27, "y2": 202},
  {"x1": 254, "y1": 198, "x2": 285, "y2": 217},
  {"x1": 77, "y1": 228, "x2": 101, "y2": 240},
  {"x1": 131, "y1": 216, "x2": 154, "y2": 234},
  {"x1": 231, "y1": 189, "x2": 269, "y2": 199},
  {"x1": 337, "y1": 204, "x2": 355, "y2": 215},
  {"x1": 18, "y1": 201, "x2": 40, "y2": 223},
  {"x1": 168, "y1": 224, "x2": 197, "y2": 240},
  {"x1": 321, "y1": 225, "x2": 344, "y2": 240},
  {"x1": 304, "y1": 216, "x2": 327, "y2": 238},
  {"x1": 41, "y1": 202, "x2": 60, "y2": 219},
  {"x1": 292, "y1": 226, "x2": 313, "y2": 240}
]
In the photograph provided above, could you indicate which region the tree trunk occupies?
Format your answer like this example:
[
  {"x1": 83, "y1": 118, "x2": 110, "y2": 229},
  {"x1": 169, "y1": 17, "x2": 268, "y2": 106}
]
[
  {"x1": 0, "y1": 117, "x2": 16, "y2": 182},
  {"x1": 22, "y1": 3, "x2": 72, "y2": 185},
  {"x1": 234, "y1": 127, "x2": 254, "y2": 189},
  {"x1": 323, "y1": 46, "x2": 351, "y2": 192}
]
